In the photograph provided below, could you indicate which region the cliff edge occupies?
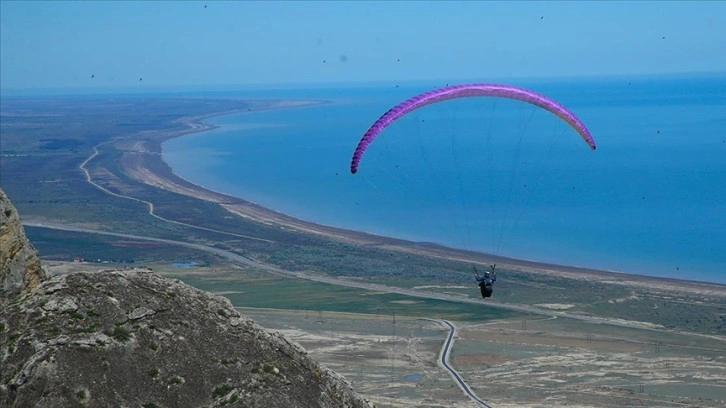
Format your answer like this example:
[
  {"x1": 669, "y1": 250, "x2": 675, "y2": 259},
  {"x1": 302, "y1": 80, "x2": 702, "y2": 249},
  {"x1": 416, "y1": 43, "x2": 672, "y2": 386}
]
[{"x1": 1, "y1": 188, "x2": 46, "y2": 302}]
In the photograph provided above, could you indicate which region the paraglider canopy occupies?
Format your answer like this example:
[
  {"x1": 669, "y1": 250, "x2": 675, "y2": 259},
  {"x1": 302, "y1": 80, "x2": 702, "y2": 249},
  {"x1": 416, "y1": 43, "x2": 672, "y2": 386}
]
[{"x1": 350, "y1": 83, "x2": 596, "y2": 174}]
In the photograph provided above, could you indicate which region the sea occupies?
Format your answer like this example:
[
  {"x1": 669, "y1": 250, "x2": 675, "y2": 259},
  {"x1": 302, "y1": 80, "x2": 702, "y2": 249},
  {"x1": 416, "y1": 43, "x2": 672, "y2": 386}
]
[{"x1": 162, "y1": 75, "x2": 726, "y2": 284}]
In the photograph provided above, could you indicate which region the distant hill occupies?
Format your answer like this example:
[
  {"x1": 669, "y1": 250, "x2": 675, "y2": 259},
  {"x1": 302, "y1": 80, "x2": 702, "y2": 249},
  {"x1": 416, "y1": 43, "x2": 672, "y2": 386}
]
[{"x1": 0, "y1": 188, "x2": 372, "y2": 408}]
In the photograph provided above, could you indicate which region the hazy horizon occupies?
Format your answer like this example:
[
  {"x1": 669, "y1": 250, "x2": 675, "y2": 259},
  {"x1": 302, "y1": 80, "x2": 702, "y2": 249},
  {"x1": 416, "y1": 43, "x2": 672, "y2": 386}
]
[
  {"x1": 3, "y1": 70, "x2": 725, "y2": 98},
  {"x1": 3, "y1": 1, "x2": 725, "y2": 92}
]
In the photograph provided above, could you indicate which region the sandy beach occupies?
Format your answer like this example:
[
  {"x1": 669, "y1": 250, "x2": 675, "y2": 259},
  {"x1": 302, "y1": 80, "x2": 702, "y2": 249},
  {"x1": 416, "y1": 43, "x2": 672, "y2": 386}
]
[{"x1": 116, "y1": 99, "x2": 724, "y2": 296}]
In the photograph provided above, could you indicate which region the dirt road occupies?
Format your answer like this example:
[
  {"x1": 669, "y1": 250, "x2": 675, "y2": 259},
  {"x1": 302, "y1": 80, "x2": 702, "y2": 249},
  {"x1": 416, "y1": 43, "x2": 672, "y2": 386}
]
[{"x1": 25, "y1": 222, "x2": 708, "y2": 337}]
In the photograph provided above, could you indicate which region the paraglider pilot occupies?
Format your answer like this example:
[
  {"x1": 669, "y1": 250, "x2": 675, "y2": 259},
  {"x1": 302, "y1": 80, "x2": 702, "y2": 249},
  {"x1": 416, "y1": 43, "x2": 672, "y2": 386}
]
[{"x1": 475, "y1": 264, "x2": 496, "y2": 298}]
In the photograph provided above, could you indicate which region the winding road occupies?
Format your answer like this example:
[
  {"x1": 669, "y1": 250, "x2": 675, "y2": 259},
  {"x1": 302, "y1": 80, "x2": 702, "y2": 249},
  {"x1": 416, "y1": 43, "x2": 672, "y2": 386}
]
[
  {"x1": 429, "y1": 319, "x2": 492, "y2": 407},
  {"x1": 79, "y1": 143, "x2": 273, "y2": 243}
]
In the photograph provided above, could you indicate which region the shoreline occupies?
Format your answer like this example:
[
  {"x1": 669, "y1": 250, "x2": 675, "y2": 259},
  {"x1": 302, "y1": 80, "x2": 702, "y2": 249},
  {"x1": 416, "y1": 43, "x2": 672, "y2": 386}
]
[{"x1": 116, "y1": 99, "x2": 724, "y2": 294}]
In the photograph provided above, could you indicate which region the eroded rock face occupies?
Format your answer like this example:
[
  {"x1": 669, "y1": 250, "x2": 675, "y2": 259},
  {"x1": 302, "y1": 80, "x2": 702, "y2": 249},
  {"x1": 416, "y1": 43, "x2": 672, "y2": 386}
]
[
  {"x1": 1, "y1": 269, "x2": 373, "y2": 408},
  {"x1": 0, "y1": 188, "x2": 46, "y2": 302}
]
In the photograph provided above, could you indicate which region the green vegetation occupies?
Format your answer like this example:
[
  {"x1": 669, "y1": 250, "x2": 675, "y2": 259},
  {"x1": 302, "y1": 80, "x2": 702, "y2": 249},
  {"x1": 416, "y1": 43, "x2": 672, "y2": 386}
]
[
  {"x1": 105, "y1": 325, "x2": 131, "y2": 342},
  {"x1": 165, "y1": 266, "x2": 516, "y2": 321},
  {"x1": 24, "y1": 214, "x2": 726, "y2": 332},
  {"x1": 75, "y1": 388, "x2": 89, "y2": 402},
  {"x1": 25, "y1": 226, "x2": 215, "y2": 266},
  {"x1": 213, "y1": 383, "x2": 234, "y2": 398},
  {"x1": 9, "y1": 332, "x2": 21, "y2": 343},
  {"x1": 148, "y1": 367, "x2": 160, "y2": 378},
  {"x1": 68, "y1": 311, "x2": 85, "y2": 320},
  {"x1": 74, "y1": 324, "x2": 98, "y2": 334}
]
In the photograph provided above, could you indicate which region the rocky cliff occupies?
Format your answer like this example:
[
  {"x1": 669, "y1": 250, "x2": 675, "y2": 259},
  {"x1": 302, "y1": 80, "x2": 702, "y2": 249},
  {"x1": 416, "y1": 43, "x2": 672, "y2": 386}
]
[
  {"x1": 1, "y1": 188, "x2": 46, "y2": 302},
  {"x1": 0, "y1": 189, "x2": 372, "y2": 408}
]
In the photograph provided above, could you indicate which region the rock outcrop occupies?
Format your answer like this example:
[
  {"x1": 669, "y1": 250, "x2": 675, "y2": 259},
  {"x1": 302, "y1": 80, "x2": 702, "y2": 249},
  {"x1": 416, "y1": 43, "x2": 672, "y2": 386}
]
[
  {"x1": 1, "y1": 187, "x2": 46, "y2": 302},
  {"x1": 1, "y1": 269, "x2": 373, "y2": 407},
  {"x1": 0, "y1": 188, "x2": 372, "y2": 407}
]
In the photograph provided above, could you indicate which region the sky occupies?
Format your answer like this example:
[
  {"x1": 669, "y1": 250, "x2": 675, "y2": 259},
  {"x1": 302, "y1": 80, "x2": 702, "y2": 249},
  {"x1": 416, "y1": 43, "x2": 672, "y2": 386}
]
[{"x1": 1, "y1": 1, "x2": 725, "y2": 91}]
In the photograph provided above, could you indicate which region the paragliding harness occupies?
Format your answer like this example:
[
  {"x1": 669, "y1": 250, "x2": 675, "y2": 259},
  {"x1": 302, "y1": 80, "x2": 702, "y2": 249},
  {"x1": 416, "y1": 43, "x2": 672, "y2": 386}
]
[{"x1": 474, "y1": 265, "x2": 496, "y2": 298}]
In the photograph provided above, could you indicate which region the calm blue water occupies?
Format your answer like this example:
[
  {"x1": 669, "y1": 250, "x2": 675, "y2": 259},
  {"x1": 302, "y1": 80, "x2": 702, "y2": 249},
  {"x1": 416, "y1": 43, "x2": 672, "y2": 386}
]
[{"x1": 163, "y1": 75, "x2": 726, "y2": 284}]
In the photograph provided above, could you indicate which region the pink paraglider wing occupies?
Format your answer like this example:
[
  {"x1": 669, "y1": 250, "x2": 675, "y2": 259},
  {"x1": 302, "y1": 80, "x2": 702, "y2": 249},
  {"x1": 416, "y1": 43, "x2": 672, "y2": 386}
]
[{"x1": 350, "y1": 83, "x2": 596, "y2": 174}]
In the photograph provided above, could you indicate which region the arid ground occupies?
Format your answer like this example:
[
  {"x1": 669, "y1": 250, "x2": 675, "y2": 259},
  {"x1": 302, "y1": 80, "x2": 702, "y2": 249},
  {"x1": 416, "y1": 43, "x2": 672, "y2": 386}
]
[{"x1": 47, "y1": 261, "x2": 726, "y2": 408}]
